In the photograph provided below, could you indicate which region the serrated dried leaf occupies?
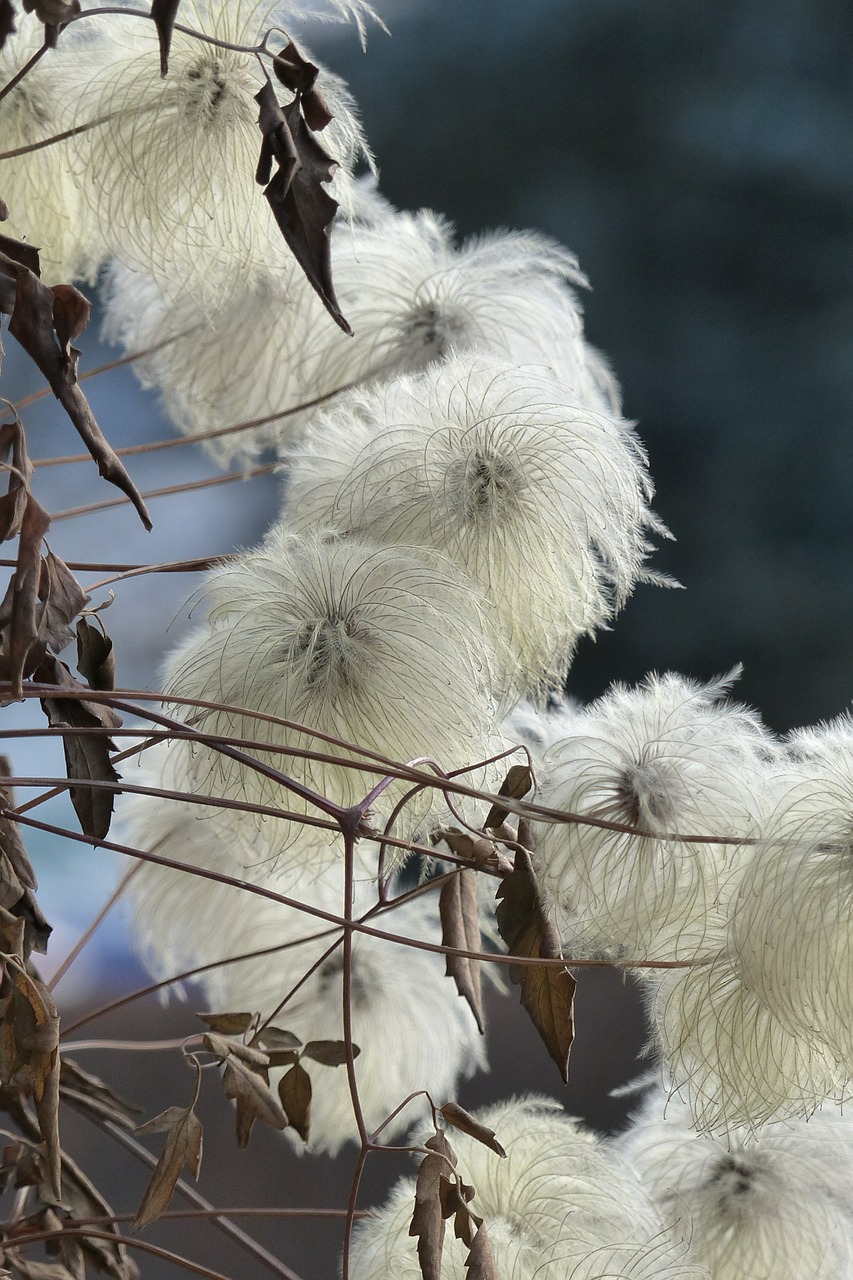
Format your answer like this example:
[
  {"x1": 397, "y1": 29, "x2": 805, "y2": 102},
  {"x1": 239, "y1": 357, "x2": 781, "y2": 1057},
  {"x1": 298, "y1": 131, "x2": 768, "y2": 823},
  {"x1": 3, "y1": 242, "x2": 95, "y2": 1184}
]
[
  {"x1": 301, "y1": 1039, "x2": 358, "y2": 1067},
  {"x1": 484, "y1": 763, "x2": 533, "y2": 830},
  {"x1": 0, "y1": 417, "x2": 33, "y2": 542},
  {"x1": 439, "y1": 1103, "x2": 506, "y2": 1159},
  {"x1": 0, "y1": 963, "x2": 60, "y2": 1198},
  {"x1": 495, "y1": 849, "x2": 575, "y2": 1083},
  {"x1": 74, "y1": 618, "x2": 114, "y2": 691},
  {"x1": 254, "y1": 82, "x2": 350, "y2": 334},
  {"x1": 464, "y1": 1223, "x2": 499, "y2": 1280},
  {"x1": 149, "y1": 0, "x2": 179, "y2": 76},
  {"x1": 36, "y1": 655, "x2": 120, "y2": 841},
  {"x1": 252, "y1": 1025, "x2": 302, "y2": 1051},
  {"x1": 439, "y1": 1174, "x2": 478, "y2": 1247},
  {"x1": 48, "y1": 285, "x2": 88, "y2": 374},
  {"x1": 132, "y1": 1104, "x2": 202, "y2": 1230},
  {"x1": 60, "y1": 1057, "x2": 139, "y2": 1130},
  {"x1": 0, "y1": 262, "x2": 151, "y2": 529},
  {"x1": 197, "y1": 1011, "x2": 254, "y2": 1036},
  {"x1": 0, "y1": 0, "x2": 16, "y2": 52},
  {"x1": 278, "y1": 1061, "x2": 311, "y2": 1142},
  {"x1": 409, "y1": 1131, "x2": 457, "y2": 1280},
  {"x1": 220, "y1": 1055, "x2": 287, "y2": 1149},
  {"x1": 37, "y1": 553, "x2": 89, "y2": 655},
  {"x1": 439, "y1": 870, "x2": 484, "y2": 1033}
]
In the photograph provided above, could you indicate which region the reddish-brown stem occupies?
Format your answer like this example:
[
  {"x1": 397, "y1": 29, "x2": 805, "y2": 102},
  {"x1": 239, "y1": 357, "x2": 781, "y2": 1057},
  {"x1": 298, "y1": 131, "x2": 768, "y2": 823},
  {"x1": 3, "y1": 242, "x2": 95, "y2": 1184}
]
[{"x1": 51, "y1": 462, "x2": 277, "y2": 523}]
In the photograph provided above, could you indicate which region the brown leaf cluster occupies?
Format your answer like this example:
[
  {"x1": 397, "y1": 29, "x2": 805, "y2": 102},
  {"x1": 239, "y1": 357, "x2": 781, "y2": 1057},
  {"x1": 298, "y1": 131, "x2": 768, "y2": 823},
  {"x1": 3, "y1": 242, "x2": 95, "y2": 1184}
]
[
  {"x1": 254, "y1": 66, "x2": 351, "y2": 335},
  {"x1": 409, "y1": 1126, "x2": 500, "y2": 1280},
  {"x1": 0, "y1": 764, "x2": 50, "y2": 958}
]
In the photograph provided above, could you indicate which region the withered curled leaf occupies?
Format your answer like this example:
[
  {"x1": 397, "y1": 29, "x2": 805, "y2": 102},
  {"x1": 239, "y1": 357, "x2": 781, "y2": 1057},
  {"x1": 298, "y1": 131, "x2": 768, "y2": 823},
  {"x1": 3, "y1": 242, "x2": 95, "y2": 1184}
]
[
  {"x1": 409, "y1": 1131, "x2": 457, "y2": 1280},
  {"x1": 439, "y1": 869, "x2": 484, "y2": 1033},
  {"x1": 0, "y1": 491, "x2": 51, "y2": 697},
  {"x1": 22, "y1": 0, "x2": 80, "y2": 34},
  {"x1": 38, "y1": 552, "x2": 89, "y2": 655},
  {"x1": 0, "y1": 765, "x2": 51, "y2": 958},
  {"x1": 484, "y1": 762, "x2": 533, "y2": 830},
  {"x1": 278, "y1": 1061, "x2": 311, "y2": 1142},
  {"x1": 204, "y1": 1032, "x2": 288, "y2": 1147},
  {"x1": 495, "y1": 848, "x2": 575, "y2": 1083},
  {"x1": 150, "y1": 0, "x2": 180, "y2": 76},
  {"x1": 74, "y1": 618, "x2": 114, "y2": 691},
  {"x1": 252, "y1": 1025, "x2": 301, "y2": 1052},
  {"x1": 133, "y1": 1102, "x2": 203, "y2": 1231},
  {"x1": 0, "y1": 231, "x2": 38, "y2": 276},
  {"x1": 254, "y1": 82, "x2": 350, "y2": 334},
  {"x1": 0, "y1": 259, "x2": 151, "y2": 529},
  {"x1": 439, "y1": 1102, "x2": 506, "y2": 1159},
  {"x1": 0, "y1": 416, "x2": 33, "y2": 543},
  {"x1": 36, "y1": 654, "x2": 121, "y2": 841},
  {"x1": 272, "y1": 40, "x2": 333, "y2": 131}
]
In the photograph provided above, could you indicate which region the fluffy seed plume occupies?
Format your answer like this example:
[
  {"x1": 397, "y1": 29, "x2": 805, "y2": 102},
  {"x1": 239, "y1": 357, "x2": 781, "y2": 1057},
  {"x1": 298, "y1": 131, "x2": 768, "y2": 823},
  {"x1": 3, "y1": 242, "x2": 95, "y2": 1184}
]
[
  {"x1": 648, "y1": 951, "x2": 843, "y2": 1133},
  {"x1": 616, "y1": 1089, "x2": 853, "y2": 1280},
  {"x1": 351, "y1": 1096, "x2": 704, "y2": 1280},
  {"x1": 533, "y1": 672, "x2": 770, "y2": 962},
  {"x1": 297, "y1": 210, "x2": 623, "y2": 416},
  {"x1": 159, "y1": 530, "x2": 507, "y2": 853},
  {"x1": 0, "y1": 15, "x2": 106, "y2": 280},
  {"x1": 80, "y1": 4, "x2": 369, "y2": 292},
  {"x1": 286, "y1": 355, "x2": 667, "y2": 693},
  {"x1": 732, "y1": 713, "x2": 853, "y2": 1063}
]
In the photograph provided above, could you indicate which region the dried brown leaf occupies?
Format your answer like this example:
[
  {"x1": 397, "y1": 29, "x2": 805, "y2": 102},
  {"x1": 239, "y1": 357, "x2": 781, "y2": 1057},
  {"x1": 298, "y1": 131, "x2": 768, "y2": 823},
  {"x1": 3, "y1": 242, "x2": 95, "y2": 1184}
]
[
  {"x1": 74, "y1": 619, "x2": 114, "y2": 691},
  {"x1": 5, "y1": 1252, "x2": 77, "y2": 1279},
  {"x1": 36, "y1": 655, "x2": 120, "y2": 841},
  {"x1": 22, "y1": 0, "x2": 79, "y2": 30},
  {"x1": 0, "y1": 491, "x2": 50, "y2": 697},
  {"x1": 0, "y1": 962, "x2": 60, "y2": 1199},
  {"x1": 272, "y1": 40, "x2": 333, "y2": 131},
  {"x1": 278, "y1": 1061, "x2": 311, "y2": 1142},
  {"x1": 439, "y1": 1174, "x2": 477, "y2": 1247},
  {"x1": 37, "y1": 553, "x2": 89, "y2": 655},
  {"x1": 433, "y1": 826, "x2": 499, "y2": 870},
  {"x1": 149, "y1": 0, "x2": 180, "y2": 76},
  {"x1": 495, "y1": 850, "x2": 575, "y2": 1083},
  {"x1": 465, "y1": 1223, "x2": 499, "y2": 1280},
  {"x1": 409, "y1": 1131, "x2": 456, "y2": 1280},
  {"x1": 484, "y1": 763, "x2": 533, "y2": 830},
  {"x1": 0, "y1": 417, "x2": 33, "y2": 542},
  {"x1": 217, "y1": 1053, "x2": 287, "y2": 1149},
  {"x1": 202, "y1": 1032, "x2": 268, "y2": 1069},
  {"x1": 439, "y1": 870, "x2": 484, "y2": 1033},
  {"x1": 60, "y1": 1057, "x2": 139, "y2": 1130},
  {"x1": 196, "y1": 1011, "x2": 254, "y2": 1036},
  {"x1": 0, "y1": 759, "x2": 37, "y2": 892},
  {"x1": 48, "y1": 285, "x2": 88, "y2": 373},
  {"x1": 301, "y1": 1039, "x2": 357, "y2": 1067},
  {"x1": 132, "y1": 1103, "x2": 202, "y2": 1231},
  {"x1": 0, "y1": 262, "x2": 151, "y2": 529},
  {"x1": 438, "y1": 1102, "x2": 506, "y2": 1159},
  {"x1": 252, "y1": 1025, "x2": 302, "y2": 1052},
  {"x1": 0, "y1": 233, "x2": 37, "y2": 275},
  {"x1": 254, "y1": 82, "x2": 350, "y2": 334}
]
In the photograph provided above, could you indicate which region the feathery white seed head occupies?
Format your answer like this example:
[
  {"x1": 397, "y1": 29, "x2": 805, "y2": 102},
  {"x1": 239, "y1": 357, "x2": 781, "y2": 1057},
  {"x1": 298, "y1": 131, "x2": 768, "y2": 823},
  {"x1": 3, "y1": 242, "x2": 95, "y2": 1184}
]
[
  {"x1": 285, "y1": 355, "x2": 666, "y2": 693},
  {"x1": 647, "y1": 951, "x2": 844, "y2": 1134},
  {"x1": 351, "y1": 1096, "x2": 704, "y2": 1280},
  {"x1": 80, "y1": 7, "x2": 368, "y2": 290},
  {"x1": 292, "y1": 211, "x2": 622, "y2": 417},
  {"x1": 159, "y1": 530, "x2": 508, "y2": 853},
  {"x1": 0, "y1": 16, "x2": 106, "y2": 280},
  {"x1": 615, "y1": 1089, "x2": 853, "y2": 1280},
  {"x1": 732, "y1": 714, "x2": 853, "y2": 1061},
  {"x1": 533, "y1": 672, "x2": 771, "y2": 962}
]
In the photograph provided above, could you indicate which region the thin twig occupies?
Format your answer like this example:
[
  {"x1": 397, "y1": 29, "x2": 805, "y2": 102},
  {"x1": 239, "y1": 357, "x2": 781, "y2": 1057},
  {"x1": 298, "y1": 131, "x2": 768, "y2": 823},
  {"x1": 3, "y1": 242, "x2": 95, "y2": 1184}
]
[{"x1": 51, "y1": 463, "x2": 277, "y2": 523}]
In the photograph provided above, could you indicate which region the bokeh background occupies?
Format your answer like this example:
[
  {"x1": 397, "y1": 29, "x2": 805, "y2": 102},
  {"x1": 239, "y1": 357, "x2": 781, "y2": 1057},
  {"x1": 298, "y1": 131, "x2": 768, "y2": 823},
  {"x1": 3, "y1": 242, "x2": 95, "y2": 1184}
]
[{"x1": 2, "y1": 0, "x2": 853, "y2": 1275}]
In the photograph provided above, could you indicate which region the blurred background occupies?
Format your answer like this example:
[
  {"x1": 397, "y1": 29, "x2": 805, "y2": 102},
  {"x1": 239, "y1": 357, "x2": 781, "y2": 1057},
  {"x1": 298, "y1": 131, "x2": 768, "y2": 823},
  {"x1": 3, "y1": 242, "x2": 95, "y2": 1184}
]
[{"x1": 2, "y1": 0, "x2": 853, "y2": 1274}]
